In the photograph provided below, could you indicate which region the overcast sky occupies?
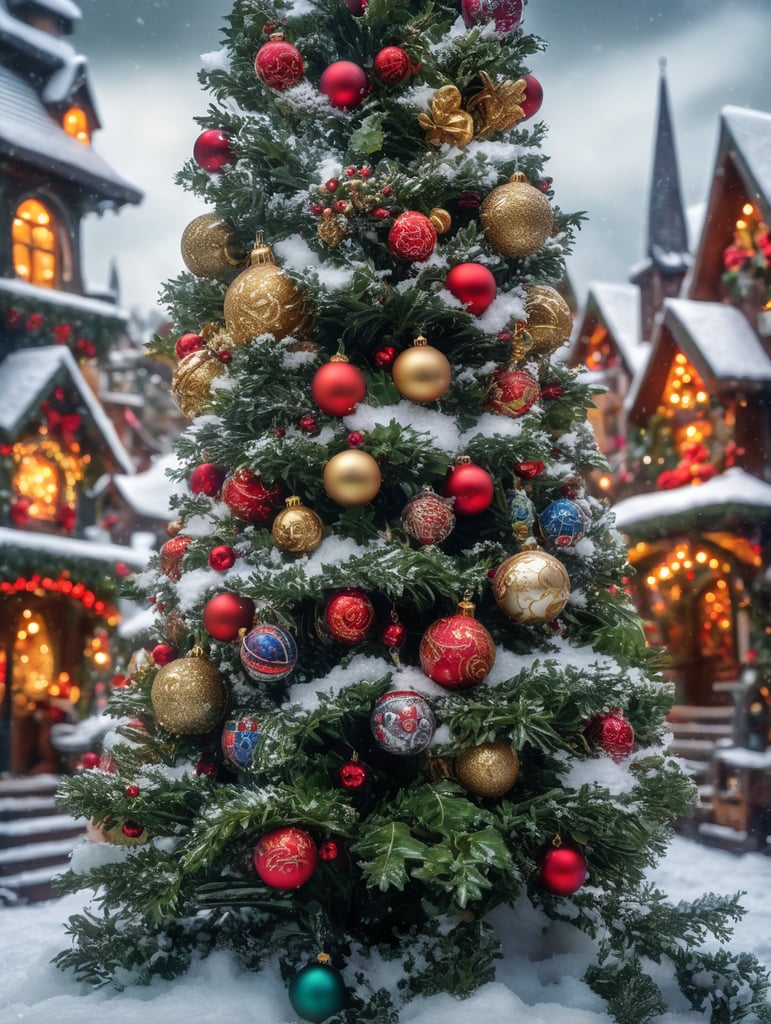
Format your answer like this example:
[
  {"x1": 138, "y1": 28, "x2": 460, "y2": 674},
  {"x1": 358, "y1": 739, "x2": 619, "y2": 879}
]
[{"x1": 73, "y1": 0, "x2": 770, "y2": 319}]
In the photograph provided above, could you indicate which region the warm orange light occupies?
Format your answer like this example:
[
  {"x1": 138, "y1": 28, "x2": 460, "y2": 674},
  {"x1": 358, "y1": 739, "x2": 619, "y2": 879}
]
[
  {"x1": 742, "y1": 203, "x2": 754, "y2": 216},
  {"x1": 63, "y1": 106, "x2": 90, "y2": 144},
  {"x1": 13, "y1": 199, "x2": 57, "y2": 287}
]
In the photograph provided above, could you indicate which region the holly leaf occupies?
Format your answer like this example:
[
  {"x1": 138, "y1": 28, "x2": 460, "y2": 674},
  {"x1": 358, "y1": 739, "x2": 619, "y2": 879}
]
[
  {"x1": 411, "y1": 828, "x2": 513, "y2": 907},
  {"x1": 350, "y1": 113, "x2": 386, "y2": 155},
  {"x1": 354, "y1": 821, "x2": 429, "y2": 891}
]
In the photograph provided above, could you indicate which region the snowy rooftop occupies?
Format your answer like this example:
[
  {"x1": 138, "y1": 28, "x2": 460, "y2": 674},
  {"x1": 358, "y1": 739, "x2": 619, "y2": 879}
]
[
  {"x1": 722, "y1": 105, "x2": 771, "y2": 214},
  {"x1": 664, "y1": 298, "x2": 771, "y2": 383},
  {"x1": 0, "y1": 276, "x2": 128, "y2": 318},
  {"x1": 0, "y1": 524, "x2": 149, "y2": 569},
  {"x1": 0, "y1": 346, "x2": 135, "y2": 474},
  {"x1": 580, "y1": 282, "x2": 647, "y2": 371},
  {"x1": 113, "y1": 452, "x2": 179, "y2": 520}
]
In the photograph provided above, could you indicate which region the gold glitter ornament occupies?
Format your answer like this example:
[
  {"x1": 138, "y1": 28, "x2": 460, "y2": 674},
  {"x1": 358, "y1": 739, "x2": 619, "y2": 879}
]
[
  {"x1": 429, "y1": 207, "x2": 452, "y2": 234},
  {"x1": 493, "y1": 549, "x2": 570, "y2": 624},
  {"x1": 171, "y1": 347, "x2": 224, "y2": 419},
  {"x1": 223, "y1": 233, "x2": 311, "y2": 345},
  {"x1": 323, "y1": 449, "x2": 381, "y2": 506},
  {"x1": 150, "y1": 645, "x2": 228, "y2": 734},
  {"x1": 392, "y1": 336, "x2": 452, "y2": 404},
  {"x1": 480, "y1": 172, "x2": 553, "y2": 258},
  {"x1": 318, "y1": 213, "x2": 348, "y2": 248},
  {"x1": 418, "y1": 85, "x2": 474, "y2": 148},
  {"x1": 180, "y1": 212, "x2": 248, "y2": 281},
  {"x1": 272, "y1": 495, "x2": 324, "y2": 554},
  {"x1": 523, "y1": 285, "x2": 573, "y2": 357},
  {"x1": 455, "y1": 740, "x2": 520, "y2": 797}
]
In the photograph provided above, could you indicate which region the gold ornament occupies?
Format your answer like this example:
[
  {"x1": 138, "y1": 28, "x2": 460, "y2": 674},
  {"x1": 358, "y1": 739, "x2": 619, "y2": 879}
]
[
  {"x1": 429, "y1": 208, "x2": 452, "y2": 234},
  {"x1": 523, "y1": 285, "x2": 573, "y2": 357},
  {"x1": 455, "y1": 740, "x2": 520, "y2": 798},
  {"x1": 150, "y1": 645, "x2": 228, "y2": 734},
  {"x1": 418, "y1": 85, "x2": 475, "y2": 148},
  {"x1": 272, "y1": 495, "x2": 324, "y2": 554},
  {"x1": 180, "y1": 212, "x2": 248, "y2": 281},
  {"x1": 480, "y1": 172, "x2": 553, "y2": 258},
  {"x1": 323, "y1": 449, "x2": 381, "y2": 506},
  {"x1": 467, "y1": 72, "x2": 527, "y2": 139},
  {"x1": 492, "y1": 549, "x2": 570, "y2": 624},
  {"x1": 223, "y1": 233, "x2": 311, "y2": 345},
  {"x1": 318, "y1": 213, "x2": 348, "y2": 248},
  {"x1": 171, "y1": 347, "x2": 224, "y2": 419},
  {"x1": 392, "y1": 336, "x2": 452, "y2": 404}
]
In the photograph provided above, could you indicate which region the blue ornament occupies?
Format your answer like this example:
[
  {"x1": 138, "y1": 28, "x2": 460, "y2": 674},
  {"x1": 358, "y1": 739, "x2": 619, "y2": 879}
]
[
  {"x1": 505, "y1": 485, "x2": 535, "y2": 544},
  {"x1": 288, "y1": 958, "x2": 347, "y2": 1023},
  {"x1": 240, "y1": 623, "x2": 298, "y2": 681},
  {"x1": 539, "y1": 498, "x2": 587, "y2": 548},
  {"x1": 221, "y1": 711, "x2": 261, "y2": 770}
]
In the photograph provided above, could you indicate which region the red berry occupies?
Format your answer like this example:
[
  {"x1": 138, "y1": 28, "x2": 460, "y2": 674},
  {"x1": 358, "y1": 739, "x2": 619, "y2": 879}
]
[
  {"x1": 325, "y1": 178, "x2": 339, "y2": 191},
  {"x1": 310, "y1": 203, "x2": 324, "y2": 214},
  {"x1": 125, "y1": 785, "x2": 140, "y2": 798},
  {"x1": 346, "y1": 431, "x2": 364, "y2": 447}
]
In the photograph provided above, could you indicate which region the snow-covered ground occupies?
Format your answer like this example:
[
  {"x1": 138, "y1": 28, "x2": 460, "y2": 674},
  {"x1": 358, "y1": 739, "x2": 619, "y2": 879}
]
[{"x1": 1, "y1": 836, "x2": 769, "y2": 1024}]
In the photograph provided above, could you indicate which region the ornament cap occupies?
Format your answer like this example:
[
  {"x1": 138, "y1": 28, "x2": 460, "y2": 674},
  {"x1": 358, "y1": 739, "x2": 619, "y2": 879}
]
[
  {"x1": 509, "y1": 171, "x2": 529, "y2": 184},
  {"x1": 268, "y1": 31, "x2": 285, "y2": 40},
  {"x1": 330, "y1": 353, "x2": 349, "y2": 363},
  {"x1": 249, "y1": 231, "x2": 276, "y2": 266},
  {"x1": 317, "y1": 952, "x2": 332, "y2": 965},
  {"x1": 285, "y1": 495, "x2": 302, "y2": 508},
  {"x1": 412, "y1": 335, "x2": 428, "y2": 347},
  {"x1": 456, "y1": 598, "x2": 476, "y2": 617}
]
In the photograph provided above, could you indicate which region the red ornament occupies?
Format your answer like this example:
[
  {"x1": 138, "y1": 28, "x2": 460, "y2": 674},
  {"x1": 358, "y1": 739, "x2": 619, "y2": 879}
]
[
  {"x1": 419, "y1": 599, "x2": 496, "y2": 689},
  {"x1": 218, "y1": 350, "x2": 232, "y2": 365},
  {"x1": 388, "y1": 211, "x2": 437, "y2": 262},
  {"x1": 347, "y1": 431, "x2": 364, "y2": 447},
  {"x1": 299, "y1": 414, "x2": 319, "y2": 434},
  {"x1": 124, "y1": 784, "x2": 140, "y2": 798},
  {"x1": 339, "y1": 756, "x2": 369, "y2": 790},
  {"x1": 159, "y1": 535, "x2": 192, "y2": 580},
  {"x1": 445, "y1": 263, "x2": 497, "y2": 316},
  {"x1": 193, "y1": 129, "x2": 234, "y2": 172},
  {"x1": 254, "y1": 34, "x2": 305, "y2": 91},
  {"x1": 374, "y1": 346, "x2": 398, "y2": 369},
  {"x1": 484, "y1": 368, "x2": 540, "y2": 419},
  {"x1": 380, "y1": 619, "x2": 407, "y2": 649},
  {"x1": 253, "y1": 825, "x2": 318, "y2": 889},
  {"x1": 443, "y1": 460, "x2": 494, "y2": 516},
  {"x1": 9, "y1": 496, "x2": 31, "y2": 525},
  {"x1": 202, "y1": 592, "x2": 256, "y2": 642},
  {"x1": 175, "y1": 333, "x2": 206, "y2": 359},
  {"x1": 208, "y1": 545, "x2": 236, "y2": 571},
  {"x1": 152, "y1": 644, "x2": 178, "y2": 666},
  {"x1": 325, "y1": 178, "x2": 339, "y2": 191},
  {"x1": 195, "y1": 752, "x2": 219, "y2": 776},
  {"x1": 319, "y1": 839, "x2": 342, "y2": 861},
  {"x1": 323, "y1": 588, "x2": 375, "y2": 643},
  {"x1": 80, "y1": 751, "x2": 101, "y2": 770},
  {"x1": 373, "y1": 46, "x2": 412, "y2": 84},
  {"x1": 190, "y1": 463, "x2": 228, "y2": 497},
  {"x1": 461, "y1": 0, "x2": 523, "y2": 32},
  {"x1": 539, "y1": 844, "x2": 587, "y2": 896},
  {"x1": 311, "y1": 357, "x2": 367, "y2": 416},
  {"x1": 514, "y1": 460, "x2": 545, "y2": 480},
  {"x1": 319, "y1": 60, "x2": 369, "y2": 109},
  {"x1": 585, "y1": 709, "x2": 635, "y2": 761},
  {"x1": 520, "y1": 74, "x2": 543, "y2": 120},
  {"x1": 121, "y1": 821, "x2": 145, "y2": 839},
  {"x1": 222, "y1": 470, "x2": 285, "y2": 523},
  {"x1": 401, "y1": 489, "x2": 456, "y2": 545},
  {"x1": 343, "y1": 0, "x2": 366, "y2": 12}
]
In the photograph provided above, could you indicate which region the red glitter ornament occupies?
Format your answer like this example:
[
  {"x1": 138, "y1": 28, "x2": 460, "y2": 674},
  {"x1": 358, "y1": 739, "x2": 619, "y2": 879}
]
[
  {"x1": 190, "y1": 463, "x2": 228, "y2": 497},
  {"x1": 339, "y1": 756, "x2": 369, "y2": 790},
  {"x1": 380, "y1": 619, "x2": 407, "y2": 649},
  {"x1": 419, "y1": 599, "x2": 496, "y2": 689},
  {"x1": 584, "y1": 709, "x2": 635, "y2": 761},
  {"x1": 319, "y1": 60, "x2": 369, "y2": 109},
  {"x1": 80, "y1": 751, "x2": 101, "y2": 770},
  {"x1": 443, "y1": 460, "x2": 494, "y2": 516},
  {"x1": 208, "y1": 545, "x2": 236, "y2": 571},
  {"x1": 159, "y1": 535, "x2": 192, "y2": 580},
  {"x1": 401, "y1": 488, "x2": 456, "y2": 545},
  {"x1": 520, "y1": 74, "x2": 543, "y2": 120},
  {"x1": 152, "y1": 643, "x2": 178, "y2": 666},
  {"x1": 323, "y1": 587, "x2": 375, "y2": 644},
  {"x1": 374, "y1": 346, "x2": 398, "y2": 369},
  {"x1": 445, "y1": 262, "x2": 497, "y2": 316},
  {"x1": 461, "y1": 0, "x2": 523, "y2": 32},
  {"x1": 175, "y1": 333, "x2": 206, "y2": 359},
  {"x1": 124, "y1": 784, "x2": 140, "y2": 798},
  {"x1": 311, "y1": 357, "x2": 366, "y2": 416},
  {"x1": 373, "y1": 46, "x2": 412, "y2": 85},
  {"x1": 388, "y1": 211, "x2": 437, "y2": 262},
  {"x1": 254, "y1": 34, "x2": 305, "y2": 91},
  {"x1": 193, "y1": 129, "x2": 234, "y2": 172},
  {"x1": 222, "y1": 470, "x2": 285, "y2": 524},
  {"x1": 202, "y1": 592, "x2": 256, "y2": 642},
  {"x1": 539, "y1": 843, "x2": 587, "y2": 896},
  {"x1": 484, "y1": 368, "x2": 540, "y2": 419},
  {"x1": 253, "y1": 825, "x2": 318, "y2": 889}
]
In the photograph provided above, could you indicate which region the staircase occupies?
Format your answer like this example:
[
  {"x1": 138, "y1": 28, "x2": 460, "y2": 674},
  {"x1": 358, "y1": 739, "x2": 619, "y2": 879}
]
[
  {"x1": 667, "y1": 704, "x2": 735, "y2": 784},
  {"x1": 0, "y1": 775, "x2": 84, "y2": 904}
]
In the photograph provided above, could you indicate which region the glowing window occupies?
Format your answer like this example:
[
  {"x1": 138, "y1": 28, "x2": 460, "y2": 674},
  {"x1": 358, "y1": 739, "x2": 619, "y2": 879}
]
[
  {"x1": 62, "y1": 106, "x2": 90, "y2": 144},
  {"x1": 12, "y1": 438, "x2": 81, "y2": 529},
  {"x1": 12, "y1": 199, "x2": 57, "y2": 288}
]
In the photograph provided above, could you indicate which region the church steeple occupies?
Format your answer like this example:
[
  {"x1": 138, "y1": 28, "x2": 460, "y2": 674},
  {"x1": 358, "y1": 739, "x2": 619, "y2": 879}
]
[{"x1": 647, "y1": 58, "x2": 689, "y2": 273}]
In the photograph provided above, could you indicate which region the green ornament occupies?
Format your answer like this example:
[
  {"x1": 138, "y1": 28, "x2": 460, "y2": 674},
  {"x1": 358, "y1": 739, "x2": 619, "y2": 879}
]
[{"x1": 288, "y1": 958, "x2": 347, "y2": 1023}]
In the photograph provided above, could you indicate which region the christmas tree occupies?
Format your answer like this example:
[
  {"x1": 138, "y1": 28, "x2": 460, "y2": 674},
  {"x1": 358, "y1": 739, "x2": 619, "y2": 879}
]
[{"x1": 56, "y1": 1, "x2": 770, "y2": 1020}]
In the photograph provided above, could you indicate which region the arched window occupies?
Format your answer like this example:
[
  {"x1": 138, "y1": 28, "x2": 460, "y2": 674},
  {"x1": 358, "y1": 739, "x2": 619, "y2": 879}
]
[
  {"x1": 62, "y1": 106, "x2": 90, "y2": 144},
  {"x1": 12, "y1": 198, "x2": 58, "y2": 288},
  {"x1": 11, "y1": 437, "x2": 81, "y2": 530}
]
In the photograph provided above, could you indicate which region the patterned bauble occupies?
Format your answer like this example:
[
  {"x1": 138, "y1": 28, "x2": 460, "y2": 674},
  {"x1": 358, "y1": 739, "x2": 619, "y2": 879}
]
[
  {"x1": 254, "y1": 33, "x2": 305, "y2": 91},
  {"x1": 520, "y1": 73, "x2": 543, "y2": 120},
  {"x1": 240, "y1": 623, "x2": 298, "y2": 681},
  {"x1": 539, "y1": 843, "x2": 587, "y2": 896},
  {"x1": 484, "y1": 367, "x2": 540, "y2": 418},
  {"x1": 401, "y1": 487, "x2": 456, "y2": 546},
  {"x1": 160, "y1": 534, "x2": 192, "y2": 580},
  {"x1": 272, "y1": 496, "x2": 324, "y2": 555},
  {"x1": 319, "y1": 60, "x2": 369, "y2": 109},
  {"x1": 323, "y1": 588, "x2": 375, "y2": 644},
  {"x1": 391, "y1": 336, "x2": 451, "y2": 403},
  {"x1": 584, "y1": 709, "x2": 635, "y2": 761},
  {"x1": 202, "y1": 592, "x2": 256, "y2": 642},
  {"x1": 323, "y1": 449, "x2": 381, "y2": 506},
  {"x1": 539, "y1": 498, "x2": 587, "y2": 548},
  {"x1": 461, "y1": 0, "x2": 523, "y2": 32},
  {"x1": 388, "y1": 211, "x2": 438, "y2": 262},
  {"x1": 442, "y1": 459, "x2": 494, "y2": 516},
  {"x1": 193, "y1": 129, "x2": 234, "y2": 172},
  {"x1": 373, "y1": 45, "x2": 412, "y2": 84},
  {"x1": 180, "y1": 213, "x2": 248, "y2": 281},
  {"x1": 480, "y1": 172, "x2": 553, "y2": 258},
  {"x1": 371, "y1": 690, "x2": 436, "y2": 756},
  {"x1": 175, "y1": 332, "x2": 206, "y2": 359},
  {"x1": 419, "y1": 599, "x2": 496, "y2": 689},
  {"x1": 223, "y1": 235, "x2": 310, "y2": 346},
  {"x1": 150, "y1": 646, "x2": 228, "y2": 734},
  {"x1": 524, "y1": 285, "x2": 573, "y2": 357},
  {"x1": 152, "y1": 643, "x2": 178, "y2": 666},
  {"x1": 445, "y1": 262, "x2": 497, "y2": 316},
  {"x1": 455, "y1": 740, "x2": 520, "y2": 797},
  {"x1": 289, "y1": 956, "x2": 348, "y2": 1023},
  {"x1": 221, "y1": 711, "x2": 261, "y2": 770},
  {"x1": 190, "y1": 462, "x2": 228, "y2": 497},
  {"x1": 171, "y1": 348, "x2": 224, "y2": 419},
  {"x1": 208, "y1": 544, "x2": 236, "y2": 571},
  {"x1": 222, "y1": 469, "x2": 285, "y2": 523},
  {"x1": 253, "y1": 825, "x2": 318, "y2": 889},
  {"x1": 339, "y1": 755, "x2": 369, "y2": 791},
  {"x1": 505, "y1": 485, "x2": 536, "y2": 545},
  {"x1": 311, "y1": 356, "x2": 366, "y2": 416},
  {"x1": 492, "y1": 550, "x2": 570, "y2": 624}
]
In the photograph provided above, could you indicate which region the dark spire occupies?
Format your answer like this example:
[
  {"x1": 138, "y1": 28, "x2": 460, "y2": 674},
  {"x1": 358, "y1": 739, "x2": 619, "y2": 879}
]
[{"x1": 647, "y1": 59, "x2": 689, "y2": 274}]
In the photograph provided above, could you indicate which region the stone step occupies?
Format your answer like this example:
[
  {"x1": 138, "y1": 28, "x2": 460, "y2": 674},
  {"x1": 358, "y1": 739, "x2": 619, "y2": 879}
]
[
  {"x1": 0, "y1": 773, "x2": 61, "y2": 797},
  {"x1": 0, "y1": 812, "x2": 83, "y2": 848},
  {"x1": 0, "y1": 793, "x2": 61, "y2": 820},
  {"x1": 0, "y1": 862, "x2": 70, "y2": 905},
  {"x1": 0, "y1": 837, "x2": 78, "y2": 877}
]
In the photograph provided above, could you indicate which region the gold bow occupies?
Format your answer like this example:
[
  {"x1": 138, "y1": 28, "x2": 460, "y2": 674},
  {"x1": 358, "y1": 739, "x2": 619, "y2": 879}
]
[
  {"x1": 418, "y1": 85, "x2": 475, "y2": 148},
  {"x1": 467, "y1": 72, "x2": 527, "y2": 139}
]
